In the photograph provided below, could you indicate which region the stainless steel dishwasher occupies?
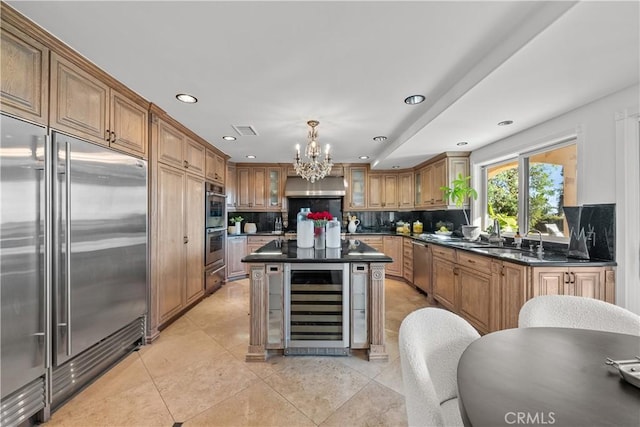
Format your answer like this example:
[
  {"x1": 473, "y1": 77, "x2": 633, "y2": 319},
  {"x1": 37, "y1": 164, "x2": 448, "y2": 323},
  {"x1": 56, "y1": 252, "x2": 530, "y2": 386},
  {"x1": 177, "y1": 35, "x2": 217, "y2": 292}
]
[{"x1": 412, "y1": 240, "x2": 431, "y2": 295}]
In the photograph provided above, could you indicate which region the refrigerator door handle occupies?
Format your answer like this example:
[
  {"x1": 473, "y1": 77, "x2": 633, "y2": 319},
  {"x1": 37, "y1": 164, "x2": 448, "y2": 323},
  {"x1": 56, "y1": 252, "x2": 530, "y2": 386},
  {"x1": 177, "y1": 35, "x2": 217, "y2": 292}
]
[
  {"x1": 64, "y1": 141, "x2": 72, "y2": 356},
  {"x1": 44, "y1": 133, "x2": 52, "y2": 369}
]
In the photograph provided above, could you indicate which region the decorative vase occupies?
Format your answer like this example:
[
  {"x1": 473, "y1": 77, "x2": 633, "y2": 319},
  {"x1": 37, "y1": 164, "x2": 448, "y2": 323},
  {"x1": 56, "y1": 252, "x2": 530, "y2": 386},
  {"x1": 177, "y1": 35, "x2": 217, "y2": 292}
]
[
  {"x1": 314, "y1": 225, "x2": 326, "y2": 250},
  {"x1": 461, "y1": 225, "x2": 480, "y2": 240},
  {"x1": 347, "y1": 219, "x2": 360, "y2": 234},
  {"x1": 234, "y1": 223, "x2": 241, "y2": 234},
  {"x1": 326, "y1": 219, "x2": 341, "y2": 248}
]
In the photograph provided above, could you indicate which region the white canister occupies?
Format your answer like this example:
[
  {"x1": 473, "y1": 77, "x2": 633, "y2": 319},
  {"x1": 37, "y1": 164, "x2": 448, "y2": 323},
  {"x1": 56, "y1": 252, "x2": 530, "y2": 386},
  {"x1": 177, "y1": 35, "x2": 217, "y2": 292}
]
[
  {"x1": 326, "y1": 219, "x2": 341, "y2": 248},
  {"x1": 297, "y1": 220, "x2": 314, "y2": 248}
]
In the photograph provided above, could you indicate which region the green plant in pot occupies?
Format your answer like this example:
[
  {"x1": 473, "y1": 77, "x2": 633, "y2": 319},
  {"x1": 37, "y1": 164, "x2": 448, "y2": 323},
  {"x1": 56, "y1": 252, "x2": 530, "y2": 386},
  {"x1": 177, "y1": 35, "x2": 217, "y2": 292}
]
[
  {"x1": 440, "y1": 174, "x2": 479, "y2": 240},
  {"x1": 231, "y1": 215, "x2": 244, "y2": 234}
]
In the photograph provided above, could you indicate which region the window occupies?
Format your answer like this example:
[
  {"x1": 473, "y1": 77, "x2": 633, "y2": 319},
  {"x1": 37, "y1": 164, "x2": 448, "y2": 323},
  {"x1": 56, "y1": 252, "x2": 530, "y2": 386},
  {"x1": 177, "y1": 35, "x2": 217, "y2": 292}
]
[{"x1": 484, "y1": 141, "x2": 577, "y2": 240}]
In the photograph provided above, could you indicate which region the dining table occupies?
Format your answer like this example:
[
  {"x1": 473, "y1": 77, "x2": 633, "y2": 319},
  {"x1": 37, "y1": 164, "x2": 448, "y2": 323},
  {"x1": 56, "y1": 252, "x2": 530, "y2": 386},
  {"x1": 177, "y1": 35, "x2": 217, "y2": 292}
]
[{"x1": 457, "y1": 327, "x2": 640, "y2": 427}]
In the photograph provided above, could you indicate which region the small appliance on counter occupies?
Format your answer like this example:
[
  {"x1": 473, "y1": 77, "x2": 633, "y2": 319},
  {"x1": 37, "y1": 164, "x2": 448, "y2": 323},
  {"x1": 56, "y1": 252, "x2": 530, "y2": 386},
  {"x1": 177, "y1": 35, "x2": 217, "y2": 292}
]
[{"x1": 244, "y1": 223, "x2": 257, "y2": 233}]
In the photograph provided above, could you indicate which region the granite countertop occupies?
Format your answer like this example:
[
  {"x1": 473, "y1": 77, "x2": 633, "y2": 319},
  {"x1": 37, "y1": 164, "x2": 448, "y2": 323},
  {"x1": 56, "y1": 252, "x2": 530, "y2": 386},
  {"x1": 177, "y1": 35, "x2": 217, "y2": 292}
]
[
  {"x1": 388, "y1": 232, "x2": 616, "y2": 267},
  {"x1": 242, "y1": 239, "x2": 393, "y2": 263}
]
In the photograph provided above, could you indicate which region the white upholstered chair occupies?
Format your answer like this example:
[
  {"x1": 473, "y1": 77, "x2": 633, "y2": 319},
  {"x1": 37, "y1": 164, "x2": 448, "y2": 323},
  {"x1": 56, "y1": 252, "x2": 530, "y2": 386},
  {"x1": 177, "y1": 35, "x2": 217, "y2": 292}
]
[
  {"x1": 399, "y1": 307, "x2": 480, "y2": 427},
  {"x1": 518, "y1": 295, "x2": 640, "y2": 336}
]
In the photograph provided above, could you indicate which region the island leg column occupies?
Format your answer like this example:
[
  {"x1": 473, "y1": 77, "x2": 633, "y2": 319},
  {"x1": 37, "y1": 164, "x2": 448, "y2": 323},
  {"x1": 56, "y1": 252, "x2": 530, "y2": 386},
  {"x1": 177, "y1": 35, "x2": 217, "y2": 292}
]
[
  {"x1": 246, "y1": 265, "x2": 268, "y2": 361},
  {"x1": 368, "y1": 263, "x2": 388, "y2": 361}
]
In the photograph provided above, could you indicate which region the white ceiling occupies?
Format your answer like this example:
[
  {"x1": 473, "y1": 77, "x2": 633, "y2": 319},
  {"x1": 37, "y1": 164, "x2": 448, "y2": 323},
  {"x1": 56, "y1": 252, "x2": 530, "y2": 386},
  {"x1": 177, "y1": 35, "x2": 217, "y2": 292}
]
[{"x1": 8, "y1": 1, "x2": 639, "y2": 169}]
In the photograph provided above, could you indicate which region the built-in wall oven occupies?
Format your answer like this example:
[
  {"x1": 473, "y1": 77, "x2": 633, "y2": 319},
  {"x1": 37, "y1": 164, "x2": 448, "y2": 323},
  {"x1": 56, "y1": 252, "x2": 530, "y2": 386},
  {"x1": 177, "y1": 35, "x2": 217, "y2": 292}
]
[{"x1": 205, "y1": 182, "x2": 226, "y2": 294}]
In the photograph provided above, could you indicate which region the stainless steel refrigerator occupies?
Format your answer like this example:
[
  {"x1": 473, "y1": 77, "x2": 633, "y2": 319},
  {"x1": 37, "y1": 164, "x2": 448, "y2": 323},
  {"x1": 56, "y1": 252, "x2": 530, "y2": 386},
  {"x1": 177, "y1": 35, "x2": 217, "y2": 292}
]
[{"x1": 1, "y1": 114, "x2": 148, "y2": 424}]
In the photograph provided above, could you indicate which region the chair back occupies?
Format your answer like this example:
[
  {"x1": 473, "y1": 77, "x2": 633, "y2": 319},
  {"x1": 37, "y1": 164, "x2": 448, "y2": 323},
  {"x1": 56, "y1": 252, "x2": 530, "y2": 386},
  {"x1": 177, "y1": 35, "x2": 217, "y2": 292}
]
[
  {"x1": 399, "y1": 307, "x2": 480, "y2": 427},
  {"x1": 519, "y1": 295, "x2": 640, "y2": 336}
]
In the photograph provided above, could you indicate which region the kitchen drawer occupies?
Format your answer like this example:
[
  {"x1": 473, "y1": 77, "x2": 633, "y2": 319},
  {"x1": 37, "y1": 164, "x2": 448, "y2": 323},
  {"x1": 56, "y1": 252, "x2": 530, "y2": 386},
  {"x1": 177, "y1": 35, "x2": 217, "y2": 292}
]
[
  {"x1": 357, "y1": 235, "x2": 383, "y2": 245},
  {"x1": 457, "y1": 251, "x2": 492, "y2": 274},
  {"x1": 247, "y1": 235, "x2": 276, "y2": 245},
  {"x1": 431, "y1": 245, "x2": 456, "y2": 260}
]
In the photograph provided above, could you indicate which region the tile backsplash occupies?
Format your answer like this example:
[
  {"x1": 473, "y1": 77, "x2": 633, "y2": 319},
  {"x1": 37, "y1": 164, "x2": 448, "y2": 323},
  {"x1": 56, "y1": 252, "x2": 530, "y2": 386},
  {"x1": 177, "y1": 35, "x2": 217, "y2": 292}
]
[{"x1": 563, "y1": 203, "x2": 615, "y2": 261}]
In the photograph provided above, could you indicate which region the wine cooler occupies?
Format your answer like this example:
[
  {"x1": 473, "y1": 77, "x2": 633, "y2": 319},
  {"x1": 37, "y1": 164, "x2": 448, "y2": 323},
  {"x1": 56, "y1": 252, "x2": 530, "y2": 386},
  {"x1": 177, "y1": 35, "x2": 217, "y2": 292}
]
[{"x1": 285, "y1": 263, "x2": 350, "y2": 355}]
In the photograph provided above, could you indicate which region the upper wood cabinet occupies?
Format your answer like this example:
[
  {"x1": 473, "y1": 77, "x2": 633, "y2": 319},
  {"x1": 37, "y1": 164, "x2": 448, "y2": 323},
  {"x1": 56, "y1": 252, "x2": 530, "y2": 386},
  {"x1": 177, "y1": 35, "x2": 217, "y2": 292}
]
[
  {"x1": 184, "y1": 137, "x2": 205, "y2": 176},
  {"x1": 235, "y1": 165, "x2": 283, "y2": 211},
  {"x1": 368, "y1": 174, "x2": 398, "y2": 209},
  {"x1": 415, "y1": 153, "x2": 469, "y2": 209},
  {"x1": 226, "y1": 164, "x2": 237, "y2": 209},
  {"x1": 0, "y1": 20, "x2": 49, "y2": 125},
  {"x1": 346, "y1": 166, "x2": 367, "y2": 209},
  {"x1": 398, "y1": 172, "x2": 414, "y2": 209},
  {"x1": 50, "y1": 53, "x2": 148, "y2": 157},
  {"x1": 156, "y1": 119, "x2": 206, "y2": 177},
  {"x1": 206, "y1": 148, "x2": 226, "y2": 185}
]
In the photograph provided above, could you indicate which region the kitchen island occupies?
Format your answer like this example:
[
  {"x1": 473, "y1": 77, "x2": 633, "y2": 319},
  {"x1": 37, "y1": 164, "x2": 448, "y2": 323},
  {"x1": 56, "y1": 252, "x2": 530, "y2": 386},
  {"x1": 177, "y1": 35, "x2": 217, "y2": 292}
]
[{"x1": 242, "y1": 239, "x2": 392, "y2": 362}]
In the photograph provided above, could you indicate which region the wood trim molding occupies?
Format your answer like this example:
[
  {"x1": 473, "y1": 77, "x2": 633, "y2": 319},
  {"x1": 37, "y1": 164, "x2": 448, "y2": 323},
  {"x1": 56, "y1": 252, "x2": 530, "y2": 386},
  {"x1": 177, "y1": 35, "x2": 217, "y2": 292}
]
[{"x1": 246, "y1": 265, "x2": 267, "y2": 362}]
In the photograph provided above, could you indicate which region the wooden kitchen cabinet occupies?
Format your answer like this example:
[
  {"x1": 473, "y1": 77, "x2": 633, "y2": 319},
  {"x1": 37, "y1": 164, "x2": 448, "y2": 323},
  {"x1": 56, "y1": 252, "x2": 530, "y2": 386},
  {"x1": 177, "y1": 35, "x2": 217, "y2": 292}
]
[
  {"x1": 235, "y1": 165, "x2": 282, "y2": 211},
  {"x1": 403, "y1": 237, "x2": 414, "y2": 283},
  {"x1": 154, "y1": 162, "x2": 204, "y2": 325},
  {"x1": 50, "y1": 52, "x2": 148, "y2": 158},
  {"x1": 156, "y1": 119, "x2": 205, "y2": 176},
  {"x1": 368, "y1": 174, "x2": 398, "y2": 209},
  {"x1": 0, "y1": 20, "x2": 49, "y2": 125},
  {"x1": 398, "y1": 172, "x2": 414, "y2": 209},
  {"x1": 206, "y1": 148, "x2": 226, "y2": 185},
  {"x1": 357, "y1": 235, "x2": 383, "y2": 252},
  {"x1": 414, "y1": 153, "x2": 469, "y2": 209},
  {"x1": 184, "y1": 137, "x2": 206, "y2": 177},
  {"x1": 226, "y1": 164, "x2": 237, "y2": 209},
  {"x1": 247, "y1": 235, "x2": 276, "y2": 254},
  {"x1": 531, "y1": 266, "x2": 614, "y2": 303},
  {"x1": 457, "y1": 251, "x2": 494, "y2": 334},
  {"x1": 497, "y1": 261, "x2": 528, "y2": 330},
  {"x1": 346, "y1": 166, "x2": 367, "y2": 209},
  {"x1": 227, "y1": 235, "x2": 248, "y2": 279},
  {"x1": 432, "y1": 246, "x2": 457, "y2": 312},
  {"x1": 185, "y1": 173, "x2": 205, "y2": 304},
  {"x1": 383, "y1": 236, "x2": 403, "y2": 277}
]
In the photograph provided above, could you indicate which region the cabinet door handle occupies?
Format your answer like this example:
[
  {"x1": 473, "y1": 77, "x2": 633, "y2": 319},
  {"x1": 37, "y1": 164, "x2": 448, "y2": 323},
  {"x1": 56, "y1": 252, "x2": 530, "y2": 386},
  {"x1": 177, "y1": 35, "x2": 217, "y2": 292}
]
[
  {"x1": 105, "y1": 129, "x2": 111, "y2": 141},
  {"x1": 184, "y1": 236, "x2": 189, "y2": 244},
  {"x1": 569, "y1": 272, "x2": 575, "y2": 284},
  {"x1": 110, "y1": 131, "x2": 116, "y2": 143},
  {"x1": 467, "y1": 259, "x2": 476, "y2": 264},
  {"x1": 564, "y1": 272, "x2": 570, "y2": 284},
  {"x1": 184, "y1": 160, "x2": 190, "y2": 168}
]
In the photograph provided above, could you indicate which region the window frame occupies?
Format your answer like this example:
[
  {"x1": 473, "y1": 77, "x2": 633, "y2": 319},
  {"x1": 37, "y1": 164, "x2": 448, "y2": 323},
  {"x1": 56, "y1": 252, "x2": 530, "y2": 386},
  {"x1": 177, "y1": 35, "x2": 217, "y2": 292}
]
[{"x1": 481, "y1": 138, "x2": 577, "y2": 243}]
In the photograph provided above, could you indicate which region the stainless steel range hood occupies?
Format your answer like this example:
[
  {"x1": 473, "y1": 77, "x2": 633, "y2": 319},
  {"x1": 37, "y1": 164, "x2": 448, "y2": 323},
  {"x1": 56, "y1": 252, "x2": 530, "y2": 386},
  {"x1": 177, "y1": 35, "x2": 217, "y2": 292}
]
[{"x1": 284, "y1": 176, "x2": 346, "y2": 197}]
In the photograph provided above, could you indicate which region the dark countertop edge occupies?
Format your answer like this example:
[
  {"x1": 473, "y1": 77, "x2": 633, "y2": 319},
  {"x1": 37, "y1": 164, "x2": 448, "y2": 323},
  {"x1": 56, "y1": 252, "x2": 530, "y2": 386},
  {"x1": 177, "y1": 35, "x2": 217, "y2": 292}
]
[
  {"x1": 242, "y1": 255, "x2": 393, "y2": 263},
  {"x1": 348, "y1": 232, "x2": 617, "y2": 267},
  {"x1": 234, "y1": 231, "x2": 616, "y2": 267}
]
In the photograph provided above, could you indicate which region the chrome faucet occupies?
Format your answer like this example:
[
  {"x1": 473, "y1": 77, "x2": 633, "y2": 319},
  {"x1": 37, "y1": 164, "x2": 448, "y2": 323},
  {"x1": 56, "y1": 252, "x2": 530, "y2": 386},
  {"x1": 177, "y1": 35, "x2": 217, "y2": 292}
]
[
  {"x1": 527, "y1": 230, "x2": 544, "y2": 255},
  {"x1": 488, "y1": 219, "x2": 504, "y2": 246}
]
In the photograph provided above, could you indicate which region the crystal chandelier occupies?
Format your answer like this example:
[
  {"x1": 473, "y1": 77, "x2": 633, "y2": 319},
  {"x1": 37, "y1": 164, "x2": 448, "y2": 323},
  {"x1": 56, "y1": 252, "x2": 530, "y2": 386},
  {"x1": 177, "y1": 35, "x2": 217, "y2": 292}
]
[{"x1": 293, "y1": 120, "x2": 333, "y2": 183}]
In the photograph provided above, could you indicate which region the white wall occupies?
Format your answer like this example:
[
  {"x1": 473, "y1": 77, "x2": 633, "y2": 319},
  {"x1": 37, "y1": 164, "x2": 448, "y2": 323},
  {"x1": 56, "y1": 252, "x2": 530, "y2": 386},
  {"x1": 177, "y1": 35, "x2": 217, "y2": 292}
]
[{"x1": 470, "y1": 84, "x2": 640, "y2": 313}]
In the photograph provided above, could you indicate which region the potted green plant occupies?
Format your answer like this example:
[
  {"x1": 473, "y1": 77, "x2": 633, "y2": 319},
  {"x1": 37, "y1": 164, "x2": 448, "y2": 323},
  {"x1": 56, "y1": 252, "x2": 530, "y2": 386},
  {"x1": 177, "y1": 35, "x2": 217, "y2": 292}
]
[
  {"x1": 230, "y1": 215, "x2": 244, "y2": 234},
  {"x1": 440, "y1": 174, "x2": 479, "y2": 240}
]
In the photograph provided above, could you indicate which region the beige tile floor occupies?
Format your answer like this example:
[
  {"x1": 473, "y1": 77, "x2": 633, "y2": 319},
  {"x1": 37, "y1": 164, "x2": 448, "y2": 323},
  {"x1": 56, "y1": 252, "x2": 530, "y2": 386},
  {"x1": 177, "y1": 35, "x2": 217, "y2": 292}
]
[{"x1": 44, "y1": 277, "x2": 433, "y2": 427}]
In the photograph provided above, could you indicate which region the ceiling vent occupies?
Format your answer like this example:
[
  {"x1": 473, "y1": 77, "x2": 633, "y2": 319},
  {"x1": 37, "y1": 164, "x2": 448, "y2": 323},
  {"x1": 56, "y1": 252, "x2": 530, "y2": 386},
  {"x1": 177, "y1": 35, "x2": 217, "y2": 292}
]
[{"x1": 232, "y1": 125, "x2": 259, "y2": 136}]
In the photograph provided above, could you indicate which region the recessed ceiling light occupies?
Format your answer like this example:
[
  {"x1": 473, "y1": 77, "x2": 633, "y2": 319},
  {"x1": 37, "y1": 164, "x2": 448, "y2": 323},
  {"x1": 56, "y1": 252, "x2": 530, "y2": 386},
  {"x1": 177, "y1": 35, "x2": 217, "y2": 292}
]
[
  {"x1": 404, "y1": 94, "x2": 425, "y2": 105},
  {"x1": 246, "y1": 155, "x2": 256, "y2": 159},
  {"x1": 373, "y1": 136, "x2": 387, "y2": 142},
  {"x1": 392, "y1": 165, "x2": 400, "y2": 169},
  {"x1": 175, "y1": 93, "x2": 198, "y2": 103},
  {"x1": 457, "y1": 141, "x2": 469, "y2": 146},
  {"x1": 222, "y1": 136, "x2": 236, "y2": 141},
  {"x1": 498, "y1": 120, "x2": 514, "y2": 126},
  {"x1": 359, "y1": 156, "x2": 369, "y2": 160}
]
